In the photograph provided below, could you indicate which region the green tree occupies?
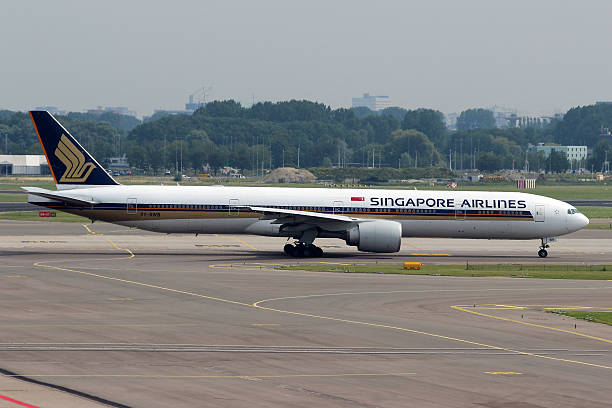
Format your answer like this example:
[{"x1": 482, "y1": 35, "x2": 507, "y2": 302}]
[
  {"x1": 321, "y1": 157, "x2": 333, "y2": 168},
  {"x1": 351, "y1": 106, "x2": 375, "y2": 119},
  {"x1": 387, "y1": 129, "x2": 441, "y2": 167},
  {"x1": 380, "y1": 107, "x2": 408, "y2": 122},
  {"x1": 401, "y1": 109, "x2": 447, "y2": 146},
  {"x1": 67, "y1": 112, "x2": 141, "y2": 134},
  {"x1": 526, "y1": 150, "x2": 547, "y2": 172},
  {"x1": 548, "y1": 150, "x2": 569, "y2": 173},
  {"x1": 197, "y1": 100, "x2": 244, "y2": 118},
  {"x1": 456, "y1": 108, "x2": 495, "y2": 131},
  {"x1": 591, "y1": 139, "x2": 612, "y2": 171},
  {"x1": 477, "y1": 152, "x2": 499, "y2": 171},
  {"x1": 553, "y1": 104, "x2": 612, "y2": 147}
]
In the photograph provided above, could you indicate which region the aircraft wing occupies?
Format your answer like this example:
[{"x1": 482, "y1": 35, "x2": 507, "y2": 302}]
[
  {"x1": 247, "y1": 206, "x2": 361, "y2": 224},
  {"x1": 22, "y1": 187, "x2": 98, "y2": 205}
]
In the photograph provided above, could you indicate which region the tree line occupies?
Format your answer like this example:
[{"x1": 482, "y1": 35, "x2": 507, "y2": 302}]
[{"x1": 1, "y1": 101, "x2": 612, "y2": 175}]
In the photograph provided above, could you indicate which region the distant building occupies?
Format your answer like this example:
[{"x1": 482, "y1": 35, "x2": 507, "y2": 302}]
[
  {"x1": 153, "y1": 109, "x2": 190, "y2": 116},
  {"x1": 489, "y1": 105, "x2": 516, "y2": 128},
  {"x1": 34, "y1": 106, "x2": 66, "y2": 116},
  {"x1": 507, "y1": 114, "x2": 555, "y2": 128},
  {"x1": 185, "y1": 94, "x2": 206, "y2": 112},
  {"x1": 352, "y1": 93, "x2": 392, "y2": 111},
  {"x1": 87, "y1": 106, "x2": 137, "y2": 117},
  {"x1": 527, "y1": 144, "x2": 587, "y2": 162},
  {"x1": 488, "y1": 106, "x2": 560, "y2": 129},
  {"x1": 0, "y1": 155, "x2": 49, "y2": 175},
  {"x1": 107, "y1": 155, "x2": 130, "y2": 170},
  {"x1": 596, "y1": 101, "x2": 612, "y2": 105},
  {"x1": 445, "y1": 112, "x2": 458, "y2": 130},
  {"x1": 186, "y1": 87, "x2": 211, "y2": 112}
]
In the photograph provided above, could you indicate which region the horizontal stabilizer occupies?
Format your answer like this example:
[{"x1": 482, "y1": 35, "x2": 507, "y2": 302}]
[{"x1": 22, "y1": 187, "x2": 97, "y2": 205}]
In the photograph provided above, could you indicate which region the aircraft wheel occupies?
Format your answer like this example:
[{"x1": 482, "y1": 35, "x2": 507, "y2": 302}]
[
  {"x1": 314, "y1": 246, "x2": 323, "y2": 257},
  {"x1": 295, "y1": 244, "x2": 306, "y2": 257},
  {"x1": 284, "y1": 244, "x2": 293, "y2": 256},
  {"x1": 302, "y1": 245, "x2": 314, "y2": 258},
  {"x1": 538, "y1": 249, "x2": 548, "y2": 258}
]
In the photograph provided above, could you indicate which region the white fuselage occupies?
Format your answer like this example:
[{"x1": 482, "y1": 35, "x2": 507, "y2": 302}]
[{"x1": 30, "y1": 185, "x2": 589, "y2": 241}]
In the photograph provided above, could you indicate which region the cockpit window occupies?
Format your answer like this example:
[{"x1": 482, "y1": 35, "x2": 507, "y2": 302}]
[{"x1": 567, "y1": 208, "x2": 579, "y2": 215}]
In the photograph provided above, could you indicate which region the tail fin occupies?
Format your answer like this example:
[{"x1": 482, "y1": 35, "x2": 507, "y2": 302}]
[{"x1": 29, "y1": 111, "x2": 118, "y2": 189}]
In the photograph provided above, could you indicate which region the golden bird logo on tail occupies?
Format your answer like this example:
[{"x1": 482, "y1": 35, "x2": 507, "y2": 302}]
[{"x1": 55, "y1": 134, "x2": 96, "y2": 182}]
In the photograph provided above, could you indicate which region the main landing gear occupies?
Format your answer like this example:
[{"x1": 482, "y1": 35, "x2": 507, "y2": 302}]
[
  {"x1": 538, "y1": 238, "x2": 550, "y2": 258},
  {"x1": 283, "y1": 242, "x2": 323, "y2": 258}
]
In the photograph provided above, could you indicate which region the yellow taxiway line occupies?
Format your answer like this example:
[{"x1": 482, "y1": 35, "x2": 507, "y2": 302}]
[
  {"x1": 31, "y1": 230, "x2": 612, "y2": 373},
  {"x1": 451, "y1": 304, "x2": 612, "y2": 344}
]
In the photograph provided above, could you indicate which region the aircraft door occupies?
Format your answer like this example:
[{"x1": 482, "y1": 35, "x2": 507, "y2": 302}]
[
  {"x1": 534, "y1": 204, "x2": 545, "y2": 222},
  {"x1": 127, "y1": 198, "x2": 137, "y2": 215},
  {"x1": 333, "y1": 200, "x2": 344, "y2": 215},
  {"x1": 229, "y1": 199, "x2": 240, "y2": 216}
]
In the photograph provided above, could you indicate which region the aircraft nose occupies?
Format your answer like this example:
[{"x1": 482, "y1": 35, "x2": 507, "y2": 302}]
[
  {"x1": 567, "y1": 212, "x2": 589, "y2": 232},
  {"x1": 580, "y1": 213, "x2": 589, "y2": 229}
]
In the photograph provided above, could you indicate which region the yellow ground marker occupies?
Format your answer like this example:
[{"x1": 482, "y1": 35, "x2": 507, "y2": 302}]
[{"x1": 485, "y1": 372, "x2": 522, "y2": 375}]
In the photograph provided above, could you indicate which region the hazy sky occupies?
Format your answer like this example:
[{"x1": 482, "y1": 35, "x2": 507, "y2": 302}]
[{"x1": 2, "y1": 0, "x2": 611, "y2": 117}]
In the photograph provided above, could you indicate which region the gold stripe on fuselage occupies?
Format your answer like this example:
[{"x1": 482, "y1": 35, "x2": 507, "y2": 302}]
[{"x1": 52, "y1": 207, "x2": 533, "y2": 223}]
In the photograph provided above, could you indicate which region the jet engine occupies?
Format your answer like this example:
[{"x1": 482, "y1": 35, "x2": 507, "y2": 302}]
[{"x1": 345, "y1": 220, "x2": 402, "y2": 253}]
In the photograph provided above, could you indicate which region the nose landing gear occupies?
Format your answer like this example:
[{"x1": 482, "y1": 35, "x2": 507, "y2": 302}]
[{"x1": 538, "y1": 238, "x2": 550, "y2": 258}]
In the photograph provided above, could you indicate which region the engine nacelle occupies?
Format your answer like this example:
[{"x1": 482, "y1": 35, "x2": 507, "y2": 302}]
[{"x1": 345, "y1": 220, "x2": 402, "y2": 253}]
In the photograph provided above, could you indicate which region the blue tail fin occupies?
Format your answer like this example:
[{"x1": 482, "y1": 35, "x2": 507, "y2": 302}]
[{"x1": 29, "y1": 111, "x2": 118, "y2": 188}]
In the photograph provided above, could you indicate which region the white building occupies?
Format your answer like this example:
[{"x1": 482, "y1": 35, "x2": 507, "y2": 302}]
[
  {"x1": 527, "y1": 144, "x2": 587, "y2": 162},
  {"x1": 352, "y1": 93, "x2": 392, "y2": 111},
  {"x1": 0, "y1": 155, "x2": 49, "y2": 175}
]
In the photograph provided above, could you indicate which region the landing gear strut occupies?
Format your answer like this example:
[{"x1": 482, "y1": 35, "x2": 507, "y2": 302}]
[
  {"x1": 538, "y1": 238, "x2": 549, "y2": 258},
  {"x1": 283, "y1": 242, "x2": 323, "y2": 258}
]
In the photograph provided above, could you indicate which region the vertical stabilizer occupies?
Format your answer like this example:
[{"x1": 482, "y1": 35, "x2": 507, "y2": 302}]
[{"x1": 29, "y1": 111, "x2": 118, "y2": 189}]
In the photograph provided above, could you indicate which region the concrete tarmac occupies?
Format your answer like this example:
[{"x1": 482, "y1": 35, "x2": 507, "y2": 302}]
[{"x1": 1, "y1": 220, "x2": 611, "y2": 407}]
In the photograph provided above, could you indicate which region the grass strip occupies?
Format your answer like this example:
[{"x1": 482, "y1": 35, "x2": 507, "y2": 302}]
[
  {"x1": 0, "y1": 193, "x2": 26, "y2": 202},
  {"x1": 279, "y1": 263, "x2": 612, "y2": 280},
  {"x1": 0, "y1": 211, "x2": 88, "y2": 222},
  {"x1": 552, "y1": 311, "x2": 612, "y2": 326},
  {"x1": 577, "y1": 206, "x2": 612, "y2": 219}
]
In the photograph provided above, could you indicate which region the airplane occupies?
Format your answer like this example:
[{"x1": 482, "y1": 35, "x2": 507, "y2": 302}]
[{"x1": 24, "y1": 111, "x2": 589, "y2": 258}]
